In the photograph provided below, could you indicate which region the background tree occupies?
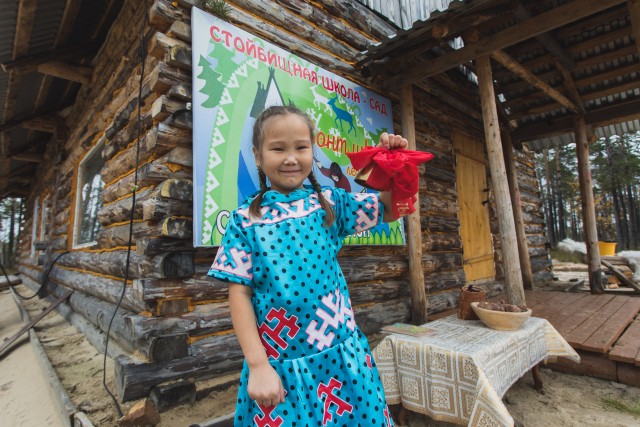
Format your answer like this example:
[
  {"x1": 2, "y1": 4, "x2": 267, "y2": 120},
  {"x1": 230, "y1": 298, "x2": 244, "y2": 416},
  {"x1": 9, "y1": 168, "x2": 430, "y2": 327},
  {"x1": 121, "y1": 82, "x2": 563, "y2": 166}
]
[
  {"x1": 0, "y1": 197, "x2": 24, "y2": 269},
  {"x1": 535, "y1": 131, "x2": 640, "y2": 251}
]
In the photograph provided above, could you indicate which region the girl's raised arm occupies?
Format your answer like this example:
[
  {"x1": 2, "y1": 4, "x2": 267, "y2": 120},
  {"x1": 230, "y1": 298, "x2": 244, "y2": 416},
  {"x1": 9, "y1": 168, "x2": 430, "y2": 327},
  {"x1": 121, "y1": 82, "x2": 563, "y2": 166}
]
[
  {"x1": 229, "y1": 283, "x2": 285, "y2": 408},
  {"x1": 376, "y1": 133, "x2": 410, "y2": 222}
]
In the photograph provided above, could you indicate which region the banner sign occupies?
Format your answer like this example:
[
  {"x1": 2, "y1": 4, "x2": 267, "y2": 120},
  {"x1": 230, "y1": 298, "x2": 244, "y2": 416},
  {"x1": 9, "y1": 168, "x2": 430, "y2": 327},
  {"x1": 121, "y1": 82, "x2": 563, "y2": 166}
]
[{"x1": 192, "y1": 7, "x2": 405, "y2": 246}]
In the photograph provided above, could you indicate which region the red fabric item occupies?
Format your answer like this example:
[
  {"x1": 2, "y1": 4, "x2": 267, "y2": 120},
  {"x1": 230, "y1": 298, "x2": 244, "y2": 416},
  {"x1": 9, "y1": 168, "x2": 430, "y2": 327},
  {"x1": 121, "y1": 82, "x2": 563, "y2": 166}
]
[{"x1": 347, "y1": 147, "x2": 434, "y2": 218}]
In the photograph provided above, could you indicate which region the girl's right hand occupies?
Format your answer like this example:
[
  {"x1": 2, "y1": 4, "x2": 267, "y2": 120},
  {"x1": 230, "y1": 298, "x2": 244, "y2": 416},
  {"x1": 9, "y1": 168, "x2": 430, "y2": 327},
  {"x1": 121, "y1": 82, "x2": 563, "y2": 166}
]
[{"x1": 247, "y1": 362, "x2": 286, "y2": 408}]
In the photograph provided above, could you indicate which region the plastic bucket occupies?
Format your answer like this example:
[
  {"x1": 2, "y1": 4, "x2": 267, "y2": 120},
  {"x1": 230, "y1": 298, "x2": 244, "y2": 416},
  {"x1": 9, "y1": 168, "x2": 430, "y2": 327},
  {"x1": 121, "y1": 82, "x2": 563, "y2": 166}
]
[{"x1": 598, "y1": 241, "x2": 617, "y2": 256}]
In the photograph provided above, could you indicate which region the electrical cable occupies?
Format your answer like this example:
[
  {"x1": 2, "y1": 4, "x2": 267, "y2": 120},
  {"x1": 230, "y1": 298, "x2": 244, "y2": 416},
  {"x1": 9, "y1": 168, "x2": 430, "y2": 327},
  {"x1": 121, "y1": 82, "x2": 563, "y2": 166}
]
[
  {"x1": 0, "y1": 251, "x2": 69, "y2": 300},
  {"x1": 102, "y1": 0, "x2": 149, "y2": 418}
]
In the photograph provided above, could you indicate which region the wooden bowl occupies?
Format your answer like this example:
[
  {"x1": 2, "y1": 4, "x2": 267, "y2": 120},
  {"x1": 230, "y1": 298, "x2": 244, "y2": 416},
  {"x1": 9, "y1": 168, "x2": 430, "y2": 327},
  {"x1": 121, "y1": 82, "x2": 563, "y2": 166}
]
[{"x1": 470, "y1": 302, "x2": 532, "y2": 331}]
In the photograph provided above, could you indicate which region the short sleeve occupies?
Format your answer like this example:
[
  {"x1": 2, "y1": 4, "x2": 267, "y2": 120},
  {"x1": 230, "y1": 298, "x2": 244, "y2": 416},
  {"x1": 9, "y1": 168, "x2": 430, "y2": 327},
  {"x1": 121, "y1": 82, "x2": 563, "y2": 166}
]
[
  {"x1": 207, "y1": 212, "x2": 254, "y2": 287},
  {"x1": 330, "y1": 188, "x2": 385, "y2": 238}
]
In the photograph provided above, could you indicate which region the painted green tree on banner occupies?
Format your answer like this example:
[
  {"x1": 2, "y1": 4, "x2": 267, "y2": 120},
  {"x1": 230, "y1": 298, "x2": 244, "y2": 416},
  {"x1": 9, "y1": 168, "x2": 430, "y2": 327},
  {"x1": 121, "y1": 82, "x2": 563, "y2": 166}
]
[
  {"x1": 197, "y1": 45, "x2": 236, "y2": 108},
  {"x1": 197, "y1": 55, "x2": 223, "y2": 108}
]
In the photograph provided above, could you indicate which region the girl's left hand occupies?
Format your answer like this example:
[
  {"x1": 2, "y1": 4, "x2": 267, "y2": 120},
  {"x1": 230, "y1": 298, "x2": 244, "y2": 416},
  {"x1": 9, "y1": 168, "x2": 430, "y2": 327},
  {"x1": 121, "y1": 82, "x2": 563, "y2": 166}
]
[{"x1": 378, "y1": 132, "x2": 408, "y2": 150}]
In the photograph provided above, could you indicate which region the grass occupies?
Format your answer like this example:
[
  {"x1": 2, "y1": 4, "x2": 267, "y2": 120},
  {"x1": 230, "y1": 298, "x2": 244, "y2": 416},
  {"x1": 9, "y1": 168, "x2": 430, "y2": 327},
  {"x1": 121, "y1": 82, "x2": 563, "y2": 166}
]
[
  {"x1": 205, "y1": 0, "x2": 230, "y2": 19},
  {"x1": 602, "y1": 395, "x2": 640, "y2": 416},
  {"x1": 550, "y1": 248, "x2": 584, "y2": 264}
]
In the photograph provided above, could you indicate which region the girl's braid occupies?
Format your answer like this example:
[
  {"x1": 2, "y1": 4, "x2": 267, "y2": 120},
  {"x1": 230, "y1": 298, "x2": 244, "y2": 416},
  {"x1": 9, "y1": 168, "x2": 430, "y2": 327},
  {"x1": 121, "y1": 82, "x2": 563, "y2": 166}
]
[
  {"x1": 308, "y1": 171, "x2": 335, "y2": 227},
  {"x1": 249, "y1": 168, "x2": 269, "y2": 220}
]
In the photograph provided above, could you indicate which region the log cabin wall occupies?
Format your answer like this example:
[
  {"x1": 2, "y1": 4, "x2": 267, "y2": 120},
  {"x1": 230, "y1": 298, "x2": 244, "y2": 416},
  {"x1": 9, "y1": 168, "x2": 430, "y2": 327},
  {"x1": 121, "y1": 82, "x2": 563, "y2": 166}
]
[{"x1": 13, "y1": 0, "x2": 550, "y2": 402}]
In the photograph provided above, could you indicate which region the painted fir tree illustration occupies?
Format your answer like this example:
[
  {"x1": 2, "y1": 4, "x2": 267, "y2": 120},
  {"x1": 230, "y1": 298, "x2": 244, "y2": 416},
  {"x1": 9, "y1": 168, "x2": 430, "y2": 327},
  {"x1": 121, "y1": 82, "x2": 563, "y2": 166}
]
[{"x1": 197, "y1": 45, "x2": 237, "y2": 108}]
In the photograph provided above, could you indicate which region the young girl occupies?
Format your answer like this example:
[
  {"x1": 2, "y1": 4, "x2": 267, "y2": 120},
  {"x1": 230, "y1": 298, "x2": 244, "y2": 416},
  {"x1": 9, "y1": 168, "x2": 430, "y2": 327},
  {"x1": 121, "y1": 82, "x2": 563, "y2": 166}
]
[{"x1": 209, "y1": 105, "x2": 409, "y2": 426}]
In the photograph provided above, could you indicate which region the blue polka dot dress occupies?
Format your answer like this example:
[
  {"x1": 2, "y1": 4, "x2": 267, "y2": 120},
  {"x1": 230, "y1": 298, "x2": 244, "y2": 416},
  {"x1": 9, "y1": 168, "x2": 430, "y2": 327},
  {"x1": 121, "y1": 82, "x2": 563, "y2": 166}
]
[{"x1": 209, "y1": 186, "x2": 394, "y2": 427}]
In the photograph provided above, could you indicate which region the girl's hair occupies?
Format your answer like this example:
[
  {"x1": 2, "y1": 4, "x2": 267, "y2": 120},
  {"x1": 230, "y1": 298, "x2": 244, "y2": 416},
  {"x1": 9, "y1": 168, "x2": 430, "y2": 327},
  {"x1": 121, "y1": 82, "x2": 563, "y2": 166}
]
[{"x1": 248, "y1": 105, "x2": 336, "y2": 227}]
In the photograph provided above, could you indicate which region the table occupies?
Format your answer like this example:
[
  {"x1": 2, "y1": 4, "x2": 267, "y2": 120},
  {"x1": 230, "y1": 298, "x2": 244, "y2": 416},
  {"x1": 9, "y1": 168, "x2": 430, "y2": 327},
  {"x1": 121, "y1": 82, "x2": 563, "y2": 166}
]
[{"x1": 373, "y1": 315, "x2": 580, "y2": 427}]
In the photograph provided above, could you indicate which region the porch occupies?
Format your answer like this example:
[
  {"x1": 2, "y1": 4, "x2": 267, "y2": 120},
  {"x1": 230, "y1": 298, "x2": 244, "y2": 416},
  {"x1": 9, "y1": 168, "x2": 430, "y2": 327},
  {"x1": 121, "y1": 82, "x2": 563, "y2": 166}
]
[{"x1": 431, "y1": 290, "x2": 640, "y2": 386}]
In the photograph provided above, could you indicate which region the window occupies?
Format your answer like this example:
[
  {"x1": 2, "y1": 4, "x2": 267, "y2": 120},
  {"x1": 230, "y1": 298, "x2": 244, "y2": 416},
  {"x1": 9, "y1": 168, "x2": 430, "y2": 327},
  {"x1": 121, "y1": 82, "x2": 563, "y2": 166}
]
[
  {"x1": 73, "y1": 142, "x2": 105, "y2": 247},
  {"x1": 30, "y1": 201, "x2": 39, "y2": 257}
]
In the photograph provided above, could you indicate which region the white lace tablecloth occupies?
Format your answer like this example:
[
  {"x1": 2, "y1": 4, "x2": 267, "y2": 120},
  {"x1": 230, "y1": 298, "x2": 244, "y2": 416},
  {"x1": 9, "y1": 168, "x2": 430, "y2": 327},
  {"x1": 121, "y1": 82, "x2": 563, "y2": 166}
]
[{"x1": 373, "y1": 316, "x2": 580, "y2": 427}]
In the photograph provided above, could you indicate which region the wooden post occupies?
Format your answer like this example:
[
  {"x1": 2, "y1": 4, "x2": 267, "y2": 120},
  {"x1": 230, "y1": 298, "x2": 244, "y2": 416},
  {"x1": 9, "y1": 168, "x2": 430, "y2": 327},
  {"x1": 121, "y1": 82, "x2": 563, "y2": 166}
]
[
  {"x1": 400, "y1": 84, "x2": 428, "y2": 325},
  {"x1": 501, "y1": 130, "x2": 534, "y2": 290},
  {"x1": 574, "y1": 116, "x2": 605, "y2": 293},
  {"x1": 475, "y1": 56, "x2": 526, "y2": 305},
  {"x1": 630, "y1": 0, "x2": 640, "y2": 57}
]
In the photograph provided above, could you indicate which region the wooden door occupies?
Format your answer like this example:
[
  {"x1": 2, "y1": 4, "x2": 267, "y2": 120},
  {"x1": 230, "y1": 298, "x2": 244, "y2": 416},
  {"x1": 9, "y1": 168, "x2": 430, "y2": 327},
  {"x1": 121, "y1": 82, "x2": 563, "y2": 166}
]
[{"x1": 453, "y1": 131, "x2": 495, "y2": 282}]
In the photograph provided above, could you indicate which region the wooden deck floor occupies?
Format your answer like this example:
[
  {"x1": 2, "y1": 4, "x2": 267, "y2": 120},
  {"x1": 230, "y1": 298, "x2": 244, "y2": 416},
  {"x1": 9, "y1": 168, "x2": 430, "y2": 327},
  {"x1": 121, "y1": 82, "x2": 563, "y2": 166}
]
[
  {"x1": 525, "y1": 290, "x2": 640, "y2": 363},
  {"x1": 525, "y1": 290, "x2": 640, "y2": 386},
  {"x1": 429, "y1": 290, "x2": 640, "y2": 385}
]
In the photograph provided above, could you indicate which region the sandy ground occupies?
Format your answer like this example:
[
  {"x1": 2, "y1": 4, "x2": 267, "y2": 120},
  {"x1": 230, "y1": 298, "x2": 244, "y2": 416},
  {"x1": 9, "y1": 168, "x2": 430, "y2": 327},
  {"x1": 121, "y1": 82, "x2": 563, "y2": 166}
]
[
  {"x1": 2, "y1": 275, "x2": 640, "y2": 426},
  {"x1": 0, "y1": 289, "x2": 65, "y2": 427}
]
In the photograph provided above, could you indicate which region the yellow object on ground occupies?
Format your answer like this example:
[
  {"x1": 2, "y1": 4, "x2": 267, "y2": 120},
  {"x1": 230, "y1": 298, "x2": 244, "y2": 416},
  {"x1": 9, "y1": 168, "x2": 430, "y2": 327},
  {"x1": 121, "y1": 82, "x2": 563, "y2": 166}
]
[{"x1": 598, "y1": 241, "x2": 617, "y2": 256}]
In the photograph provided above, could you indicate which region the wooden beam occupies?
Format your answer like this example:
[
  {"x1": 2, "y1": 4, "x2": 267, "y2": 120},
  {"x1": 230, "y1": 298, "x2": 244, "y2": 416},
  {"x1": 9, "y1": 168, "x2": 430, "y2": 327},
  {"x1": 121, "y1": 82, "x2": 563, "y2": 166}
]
[
  {"x1": 602, "y1": 259, "x2": 640, "y2": 291},
  {"x1": 511, "y1": 78, "x2": 640, "y2": 117},
  {"x1": 400, "y1": 84, "x2": 428, "y2": 325},
  {"x1": 476, "y1": 55, "x2": 525, "y2": 306},
  {"x1": 513, "y1": 97, "x2": 640, "y2": 141},
  {"x1": 554, "y1": 60, "x2": 585, "y2": 113},
  {"x1": 11, "y1": 151, "x2": 43, "y2": 163},
  {"x1": 36, "y1": 60, "x2": 93, "y2": 84},
  {"x1": 491, "y1": 50, "x2": 579, "y2": 113},
  {"x1": 0, "y1": 106, "x2": 71, "y2": 133},
  {"x1": 2, "y1": 0, "x2": 37, "y2": 125},
  {"x1": 1, "y1": 43, "x2": 98, "y2": 72},
  {"x1": 512, "y1": 2, "x2": 575, "y2": 70},
  {"x1": 13, "y1": 0, "x2": 37, "y2": 59},
  {"x1": 501, "y1": 130, "x2": 533, "y2": 290},
  {"x1": 575, "y1": 117, "x2": 604, "y2": 294},
  {"x1": 386, "y1": 0, "x2": 627, "y2": 88},
  {"x1": 359, "y1": 0, "x2": 502, "y2": 65},
  {"x1": 21, "y1": 116, "x2": 63, "y2": 133},
  {"x1": 628, "y1": 0, "x2": 640, "y2": 57}
]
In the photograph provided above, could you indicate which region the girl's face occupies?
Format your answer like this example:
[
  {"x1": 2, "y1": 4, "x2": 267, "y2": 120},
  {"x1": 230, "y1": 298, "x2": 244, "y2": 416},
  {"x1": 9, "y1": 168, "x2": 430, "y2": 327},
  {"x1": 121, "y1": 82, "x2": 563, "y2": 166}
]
[{"x1": 254, "y1": 113, "x2": 313, "y2": 195}]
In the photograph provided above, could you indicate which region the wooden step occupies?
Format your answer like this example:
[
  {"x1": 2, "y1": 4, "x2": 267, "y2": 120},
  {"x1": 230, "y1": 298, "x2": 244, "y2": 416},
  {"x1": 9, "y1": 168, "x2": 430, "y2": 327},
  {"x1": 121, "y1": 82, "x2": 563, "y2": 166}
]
[
  {"x1": 565, "y1": 296, "x2": 628, "y2": 350},
  {"x1": 609, "y1": 319, "x2": 640, "y2": 363},
  {"x1": 581, "y1": 298, "x2": 640, "y2": 353}
]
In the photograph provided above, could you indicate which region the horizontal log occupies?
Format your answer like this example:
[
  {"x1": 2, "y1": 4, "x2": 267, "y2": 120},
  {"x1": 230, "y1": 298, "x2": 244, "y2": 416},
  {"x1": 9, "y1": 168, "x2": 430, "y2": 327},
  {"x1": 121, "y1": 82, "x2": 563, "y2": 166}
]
[
  {"x1": 97, "y1": 217, "x2": 192, "y2": 248},
  {"x1": 97, "y1": 186, "x2": 154, "y2": 226},
  {"x1": 124, "y1": 302, "x2": 232, "y2": 340},
  {"x1": 115, "y1": 297, "x2": 410, "y2": 401},
  {"x1": 115, "y1": 332, "x2": 242, "y2": 401},
  {"x1": 230, "y1": 0, "x2": 359, "y2": 61},
  {"x1": 56, "y1": 250, "x2": 194, "y2": 279},
  {"x1": 424, "y1": 269, "x2": 466, "y2": 293},
  {"x1": 150, "y1": 61, "x2": 192, "y2": 94},
  {"x1": 348, "y1": 279, "x2": 408, "y2": 306},
  {"x1": 102, "y1": 123, "x2": 192, "y2": 185},
  {"x1": 166, "y1": 82, "x2": 192, "y2": 102},
  {"x1": 420, "y1": 215, "x2": 460, "y2": 233},
  {"x1": 103, "y1": 114, "x2": 154, "y2": 161},
  {"x1": 223, "y1": 2, "x2": 353, "y2": 73},
  {"x1": 167, "y1": 20, "x2": 191, "y2": 43},
  {"x1": 354, "y1": 299, "x2": 412, "y2": 336},
  {"x1": 149, "y1": 0, "x2": 191, "y2": 32},
  {"x1": 158, "y1": 179, "x2": 192, "y2": 201},
  {"x1": 152, "y1": 95, "x2": 188, "y2": 121},
  {"x1": 149, "y1": 32, "x2": 190, "y2": 61},
  {"x1": 50, "y1": 235, "x2": 68, "y2": 251},
  {"x1": 135, "y1": 277, "x2": 228, "y2": 304},
  {"x1": 65, "y1": 288, "x2": 138, "y2": 355},
  {"x1": 167, "y1": 45, "x2": 192, "y2": 71},
  {"x1": 136, "y1": 237, "x2": 195, "y2": 255},
  {"x1": 422, "y1": 233, "x2": 462, "y2": 252},
  {"x1": 102, "y1": 147, "x2": 193, "y2": 203},
  {"x1": 47, "y1": 265, "x2": 146, "y2": 312},
  {"x1": 143, "y1": 197, "x2": 192, "y2": 221},
  {"x1": 163, "y1": 108, "x2": 192, "y2": 130}
]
